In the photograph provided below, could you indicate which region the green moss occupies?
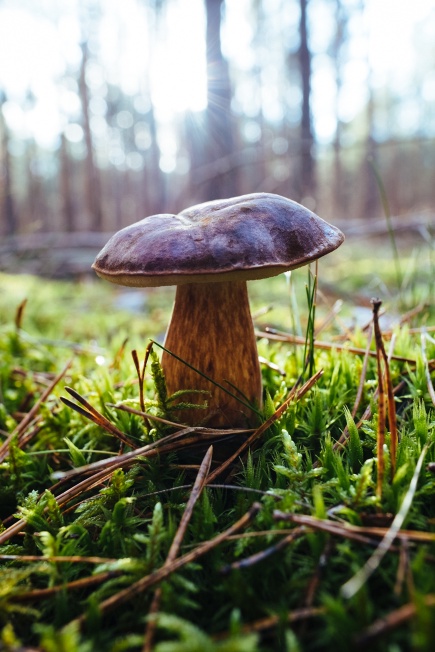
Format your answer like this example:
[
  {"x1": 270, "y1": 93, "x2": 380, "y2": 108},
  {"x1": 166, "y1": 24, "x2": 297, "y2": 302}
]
[{"x1": 0, "y1": 243, "x2": 434, "y2": 651}]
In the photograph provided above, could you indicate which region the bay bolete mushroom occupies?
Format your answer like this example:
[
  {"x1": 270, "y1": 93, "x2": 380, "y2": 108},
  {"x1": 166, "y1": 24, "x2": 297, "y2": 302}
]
[{"x1": 92, "y1": 193, "x2": 344, "y2": 428}]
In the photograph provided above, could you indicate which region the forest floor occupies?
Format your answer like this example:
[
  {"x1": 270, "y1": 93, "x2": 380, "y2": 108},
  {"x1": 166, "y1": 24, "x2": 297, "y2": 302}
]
[{"x1": 0, "y1": 229, "x2": 434, "y2": 651}]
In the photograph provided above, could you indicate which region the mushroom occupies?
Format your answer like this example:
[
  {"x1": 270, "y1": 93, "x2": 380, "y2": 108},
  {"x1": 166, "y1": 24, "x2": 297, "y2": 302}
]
[{"x1": 92, "y1": 193, "x2": 344, "y2": 428}]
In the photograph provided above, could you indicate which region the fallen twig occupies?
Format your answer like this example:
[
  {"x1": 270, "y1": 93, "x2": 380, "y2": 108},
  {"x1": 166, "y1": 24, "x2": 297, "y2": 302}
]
[
  {"x1": 355, "y1": 594, "x2": 435, "y2": 645},
  {"x1": 143, "y1": 446, "x2": 213, "y2": 651},
  {"x1": 220, "y1": 528, "x2": 305, "y2": 574},
  {"x1": 205, "y1": 369, "x2": 323, "y2": 484},
  {"x1": 273, "y1": 512, "x2": 435, "y2": 545},
  {"x1": 61, "y1": 386, "x2": 138, "y2": 449},
  {"x1": 0, "y1": 359, "x2": 73, "y2": 462},
  {"x1": 69, "y1": 502, "x2": 262, "y2": 628},
  {"x1": 256, "y1": 328, "x2": 417, "y2": 364},
  {"x1": 214, "y1": 605, "x2": 324, "y2": 640},
  {"x1": 371, "y1": 298, "x2": 398, "y2": 489}
]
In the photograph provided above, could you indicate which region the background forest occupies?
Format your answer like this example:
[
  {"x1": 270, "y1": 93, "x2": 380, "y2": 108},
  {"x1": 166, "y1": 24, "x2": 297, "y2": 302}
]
[{"x1": 1, "y1": 0, "x2": 434, "y2": 266}]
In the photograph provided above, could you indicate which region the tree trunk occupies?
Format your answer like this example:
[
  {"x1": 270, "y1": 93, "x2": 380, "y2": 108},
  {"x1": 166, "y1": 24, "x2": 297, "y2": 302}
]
[
  {"x1": 204, "y1": 0, "x2": 237, "y2": 200},
  {"x1": 358, "y1": 59, "x2": 378, "y2": 219},
  {"x1": 332, "y1": 0, "x2": 346, "y2": 219},
  {"x1": 0, "y1": 97, "x2": 18, "y2": 236},
  {"x1": 60, "y1": 134, "x2": 75, "y2": 232},
  {"x1": 298, "y1": 0, "x2": 315, "y2": 200},
  {"x1": 79, "y1": 43, "x2": 103, "y2": 231}
]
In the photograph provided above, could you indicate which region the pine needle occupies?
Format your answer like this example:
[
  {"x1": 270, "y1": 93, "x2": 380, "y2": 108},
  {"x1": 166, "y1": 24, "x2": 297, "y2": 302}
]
[
  {"x1": 61, "y1": 386, "x2": 138, "y2": 449},
  {"x1": 143, "y1": 445, "x2": 213, "y2": 651},
  {"x1": 0, "y1": 359, "x2": 73, "y2": 462},
  {"x1": 69, "y1": 502, "x2": 262, "y2": 629}
]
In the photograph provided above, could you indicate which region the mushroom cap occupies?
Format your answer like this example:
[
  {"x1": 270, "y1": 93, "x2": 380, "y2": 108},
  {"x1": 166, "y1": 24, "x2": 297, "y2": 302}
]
[{"x1": 92, "y1": 193, "x2": 344, "y2": 287}]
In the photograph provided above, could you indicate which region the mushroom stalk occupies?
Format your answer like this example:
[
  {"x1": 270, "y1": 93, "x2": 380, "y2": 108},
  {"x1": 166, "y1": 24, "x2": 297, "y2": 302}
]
[{"x1": 161, "y1": 280, "x2": 262, "y2": 428}]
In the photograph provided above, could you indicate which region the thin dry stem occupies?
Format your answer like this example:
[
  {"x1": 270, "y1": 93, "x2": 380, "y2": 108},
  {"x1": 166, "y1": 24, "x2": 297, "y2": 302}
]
[
  {"x1": 331, "y1": 379, "x2": 406, "y2": 455},
  {"x1": 205, "y1": 369, "x2": 323, "y2": 485},
  {"x1": 372, "y1": 298, "x2": 398, "y2": 487},
  {"x1": 314, "y1": 299, "x2": 343, "y2": 337},
  {"x1": 273, "y1": 512, "x2": 435, "y2": 545},
  {"x1": 12, "y1": 570, "x2": 123, "y2": 603},
  {"x1": 0, "y1": 359, "x2": 72, "y2": 462},
  {"x1": 14, "y1": 298, "x2": 28, "y2": 330},
  {"x1": 69, "y1": 502, "x2": 261, "y2": 629},
  {"x1": 355, "y1": 594, "x2": 435, "y2": 645},
  {"x1": 132, "y1": 341, "x2": 154, "y2": 428},
  {"x1": 374, "y1": 314, "x2": 387, "y2": 500},
  {"x1": 0, "y1": 554, "x2": 116, "y2": 563},
  {"x1": 214, "y1": 606, "x2": 324, "y2": 640},
  {"x1": 256, "y1": 329, "x2": 417, "y2": 364},
  {"x1": 399, "y1": 301, "x2": 430, "y2": 326},
  {"x1": 143, "y1": 446, "x2": 213, "y2": 652},
  {"x1": 61, "y1": 386, "x2": 138, "y2": 449},
  {"x1": 220, "y1": 528, "x2": 305, "y2": 574},
  {"x1": 111, "y1": 336, "x2": 129, "y2": 370}
]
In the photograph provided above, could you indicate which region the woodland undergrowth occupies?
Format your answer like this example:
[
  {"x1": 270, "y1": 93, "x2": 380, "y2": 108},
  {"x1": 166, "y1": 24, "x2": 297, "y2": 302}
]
[{"x1": 0, "y1": 248, "x2": 435, "y2": 652}]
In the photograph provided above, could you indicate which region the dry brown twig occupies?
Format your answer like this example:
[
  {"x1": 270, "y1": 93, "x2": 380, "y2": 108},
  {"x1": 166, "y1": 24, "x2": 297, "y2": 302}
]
[
  {"x1": 355, "y1": 594, "x2": 435, "y2": 646},
  {"x1": 14, "y1": 298, "x2": 28, "y2": 330},
  {"x1": 143, "y1": 445, "x2": 213, "y2": 652},
  {"x1": 256, "y1": 328, "x2": 417, "y2": 364},
  {"x1": 0, "y1": 413, "x2": 253, "y2": 547},
  {"x1": 371, "y1": 298, "x2": 398, "y2": 495},
  {"x1": 205, "y1": 368, "x2": 324, "y2": 485},
  {"x1": 0, "y1": 554, "x2": 116, "y2": 564},
  {"x1": 214, "y1": 606, "x2": 325, "y2": 640},
  {"x1": 68, "y1": 502, "x2": 262, "y2": 630},
  {"x1": 131, "y1": 342, "x2": 153, "y2": 424},
  {"x1": 220, "y1": 528, "x2": 305, "y2": 575},
  {"x1": 273, "y1": 512, "x2": 435, "y2": 545},
  {"x1": 61, "y1": 386, "x2": 138, "y2": 450},
  {"x1": 0, "y1": 359, "x2": 73, "y2": 462},
  {"x1": 11, "y1": 569, "x2": 124, "y2": 603},
  {"x1": 5, "y1": 446, "x2": 213, "y2": 612}
]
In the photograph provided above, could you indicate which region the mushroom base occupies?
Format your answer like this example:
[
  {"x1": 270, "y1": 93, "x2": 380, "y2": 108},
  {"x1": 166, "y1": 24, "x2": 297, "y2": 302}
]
[{"x1": 161, "y1": 281, "x2": 262, "y2": 428}]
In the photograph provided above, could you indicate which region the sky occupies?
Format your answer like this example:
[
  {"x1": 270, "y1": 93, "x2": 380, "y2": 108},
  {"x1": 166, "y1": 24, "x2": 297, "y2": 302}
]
[{"x1": 0, "y1": 0, "x2": 434, "y2": 160}]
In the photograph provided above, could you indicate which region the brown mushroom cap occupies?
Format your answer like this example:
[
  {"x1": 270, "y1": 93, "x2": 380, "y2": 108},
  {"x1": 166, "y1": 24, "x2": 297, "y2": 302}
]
[{"x1": 92, "y1": 193, "x2": 344, "y2": 287}]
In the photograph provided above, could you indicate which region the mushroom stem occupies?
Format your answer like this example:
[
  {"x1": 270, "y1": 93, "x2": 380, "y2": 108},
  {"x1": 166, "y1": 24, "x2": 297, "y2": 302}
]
[{"x1": 161, "y1": 280, "x2": 262, "y2": 428}]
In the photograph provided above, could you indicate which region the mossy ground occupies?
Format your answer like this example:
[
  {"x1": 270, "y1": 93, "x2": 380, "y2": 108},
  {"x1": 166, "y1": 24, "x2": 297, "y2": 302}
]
[{"x1": 0, "y1": 234, "x2": 434, "y2": 651}]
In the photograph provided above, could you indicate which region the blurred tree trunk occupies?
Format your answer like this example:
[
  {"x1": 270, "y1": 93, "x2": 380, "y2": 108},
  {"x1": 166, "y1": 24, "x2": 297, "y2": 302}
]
[
  {"x1": 185, "y1": 109, "x2": 207, "y2": 205},
  {"x1": 332, "y1": 0, "x2": 346, "y2": 218},
  {"x1": 204, "y1": 0, "x2": 237, "y2": 200},
  {"x1": 0, "y1": 96, "x2": 17, "y2": 236},
  {"x1": 361, "y1": 113, "x2": 378, "y2": 218},
  {"x1": 250, "y1": 0, "x2": 267, "y2": 193},
  {"x1": 26, "y1": 141, "x2": 47, "y2": 231},
  {"x1": 147, "y1": 104, "x2": 165, "y2": 214},
  {"x1": 138, "y1": 0, "x2": 164, "y2": 217},
  {"x1": 298, "y1": 0, "x2": 315, "y2": 200},
  {"x1": 359, "y1": 60, "x2": 378, "y2": 219},
  {"x1": 60, "y1": 134, "x2": 75, "y2": 232},
  {"x1": 79, "y1": 43, "x2": 103, "y2": 231}
]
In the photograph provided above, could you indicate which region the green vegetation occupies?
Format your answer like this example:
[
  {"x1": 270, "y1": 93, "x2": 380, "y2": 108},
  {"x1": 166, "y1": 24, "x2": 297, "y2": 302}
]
[{"x1": 0, "y1": 237, "x2": 434, "y2": 651}]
